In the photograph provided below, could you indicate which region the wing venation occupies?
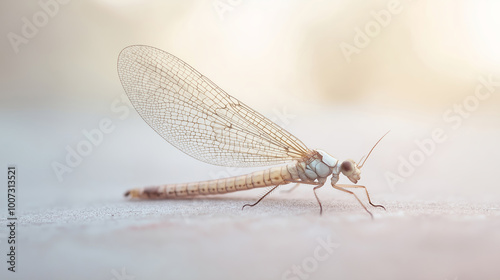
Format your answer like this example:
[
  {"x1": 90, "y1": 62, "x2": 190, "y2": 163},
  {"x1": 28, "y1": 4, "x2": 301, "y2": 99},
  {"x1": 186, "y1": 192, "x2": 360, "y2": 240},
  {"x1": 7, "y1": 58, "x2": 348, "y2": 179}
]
[{"x1": 117, "y1": 45, "x2": 310, "y2": 167}]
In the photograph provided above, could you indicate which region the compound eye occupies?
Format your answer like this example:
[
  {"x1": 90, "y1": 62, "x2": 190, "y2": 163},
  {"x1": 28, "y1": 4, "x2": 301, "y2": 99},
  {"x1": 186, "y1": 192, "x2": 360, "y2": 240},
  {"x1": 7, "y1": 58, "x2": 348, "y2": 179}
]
[{"x1": 341, "y1": 161, "x2": 352, "y2": 173}]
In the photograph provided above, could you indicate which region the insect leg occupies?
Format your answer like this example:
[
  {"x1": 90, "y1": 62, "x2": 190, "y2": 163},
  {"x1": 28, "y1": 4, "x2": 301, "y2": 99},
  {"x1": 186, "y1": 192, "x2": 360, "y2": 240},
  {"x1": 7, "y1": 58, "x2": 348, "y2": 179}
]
[
  {"x1": 281, "y1": 183, "x2": 301, "y2": 193},
  {"x1": 312, "y1": 183, "x2": 325, "y2": 215},
  {"x1": 335, "y1": 184, "x2": 386, "y2": 210},
  {"x1": 331, "y1": 184, "x2": 374, "y2": 219},
  {"x1": 241, "y1": 185, "x2": 280, "y2": 210},
  {"x1": 280, "y1": 180, "x2": 324, "y2": 215}
]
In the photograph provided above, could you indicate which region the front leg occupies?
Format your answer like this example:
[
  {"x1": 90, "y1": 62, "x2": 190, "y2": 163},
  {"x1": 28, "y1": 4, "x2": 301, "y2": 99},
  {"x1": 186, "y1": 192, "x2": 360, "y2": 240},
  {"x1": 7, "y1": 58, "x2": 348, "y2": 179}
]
[
  {"x1": 331, "y1": 184, "x2": 374, "y2": 219},
  {"x1": 335, "y1": 184, "x2": 386, "y2": 210}
]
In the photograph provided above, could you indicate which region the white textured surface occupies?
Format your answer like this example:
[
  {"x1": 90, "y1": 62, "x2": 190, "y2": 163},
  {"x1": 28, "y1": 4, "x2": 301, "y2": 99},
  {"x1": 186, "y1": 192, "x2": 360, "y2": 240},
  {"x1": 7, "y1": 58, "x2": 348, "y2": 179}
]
[
  {"x1": 2, "y1": 108, "x2": 500, "y2": 280},
  {"x1": 1, "y1": 194, "x2": 500, "y2": 280}
]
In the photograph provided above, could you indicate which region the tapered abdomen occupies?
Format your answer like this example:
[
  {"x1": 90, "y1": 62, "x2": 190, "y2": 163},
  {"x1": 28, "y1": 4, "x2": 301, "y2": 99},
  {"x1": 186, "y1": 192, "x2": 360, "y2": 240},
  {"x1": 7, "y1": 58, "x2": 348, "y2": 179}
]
[{"x1": 125, "y1": 163, "x2": 302, "y2": 199}]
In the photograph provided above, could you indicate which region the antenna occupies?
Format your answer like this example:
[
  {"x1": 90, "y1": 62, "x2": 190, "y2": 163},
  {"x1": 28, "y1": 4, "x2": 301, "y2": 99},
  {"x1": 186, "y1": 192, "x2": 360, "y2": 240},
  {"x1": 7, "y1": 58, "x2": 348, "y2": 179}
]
[{"x1": 358, "y1": 130, "x2": 390, "y2": 169}]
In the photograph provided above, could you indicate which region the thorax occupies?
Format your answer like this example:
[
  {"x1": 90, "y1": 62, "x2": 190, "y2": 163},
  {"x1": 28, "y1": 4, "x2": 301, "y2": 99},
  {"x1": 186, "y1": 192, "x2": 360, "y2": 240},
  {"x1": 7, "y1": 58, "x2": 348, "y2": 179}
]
[{"x1": 294, "y1": 150, "x2": 339, "y2": 183}]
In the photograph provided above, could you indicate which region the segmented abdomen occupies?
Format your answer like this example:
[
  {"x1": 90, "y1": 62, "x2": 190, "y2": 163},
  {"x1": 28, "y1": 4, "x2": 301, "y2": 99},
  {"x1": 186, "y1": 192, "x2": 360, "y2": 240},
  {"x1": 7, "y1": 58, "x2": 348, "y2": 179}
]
[{"x1": 125, "y1": 162, "x2": 303, "y2": 199}]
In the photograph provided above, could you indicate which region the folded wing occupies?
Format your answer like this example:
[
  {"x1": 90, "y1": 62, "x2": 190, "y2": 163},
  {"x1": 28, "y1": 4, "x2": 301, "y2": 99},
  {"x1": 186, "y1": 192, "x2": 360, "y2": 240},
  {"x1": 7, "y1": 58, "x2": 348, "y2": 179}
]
[{"x1": 117, "y1": 45, "x2": 310, "y2": 167}]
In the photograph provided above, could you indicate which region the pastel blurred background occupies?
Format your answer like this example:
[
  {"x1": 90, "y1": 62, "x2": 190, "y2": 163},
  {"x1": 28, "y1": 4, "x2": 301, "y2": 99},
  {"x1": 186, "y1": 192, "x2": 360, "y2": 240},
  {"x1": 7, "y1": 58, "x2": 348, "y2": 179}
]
[{"x1": 1, "y1": 1, "x2": 500, "y2": 280}]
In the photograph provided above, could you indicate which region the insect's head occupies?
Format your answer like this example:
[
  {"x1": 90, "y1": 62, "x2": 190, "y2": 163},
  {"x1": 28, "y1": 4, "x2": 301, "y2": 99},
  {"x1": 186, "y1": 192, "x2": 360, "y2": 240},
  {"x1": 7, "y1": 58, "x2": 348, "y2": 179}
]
[
  {"x1": 340, "y1": 159, "x2": 361, "y2": 183},
  {"x1": 341, "y1": 131, "x2": 390, "y2": 184}
]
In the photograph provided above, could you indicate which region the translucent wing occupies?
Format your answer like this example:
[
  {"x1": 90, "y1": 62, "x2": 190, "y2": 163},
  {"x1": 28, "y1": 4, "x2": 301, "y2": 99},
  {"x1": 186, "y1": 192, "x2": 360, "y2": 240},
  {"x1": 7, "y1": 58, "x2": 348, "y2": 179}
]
[{"x1": 117, "y1": 45, "x2": 310, "y2": 167}]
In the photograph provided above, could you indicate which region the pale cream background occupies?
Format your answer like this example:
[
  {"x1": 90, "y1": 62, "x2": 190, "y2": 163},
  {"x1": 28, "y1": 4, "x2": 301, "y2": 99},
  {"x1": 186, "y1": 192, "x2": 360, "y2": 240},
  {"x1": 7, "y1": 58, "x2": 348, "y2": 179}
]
[{"x1": 1, "y1": 1, "x2": 500, "y2": 280}]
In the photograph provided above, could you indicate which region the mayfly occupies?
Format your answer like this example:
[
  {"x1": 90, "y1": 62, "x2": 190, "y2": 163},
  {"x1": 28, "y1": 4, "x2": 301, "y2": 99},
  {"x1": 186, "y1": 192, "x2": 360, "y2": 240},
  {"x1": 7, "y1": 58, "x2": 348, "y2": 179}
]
[{"x1": 118, "y1": 45, "x2": 387, "y2": 217}]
